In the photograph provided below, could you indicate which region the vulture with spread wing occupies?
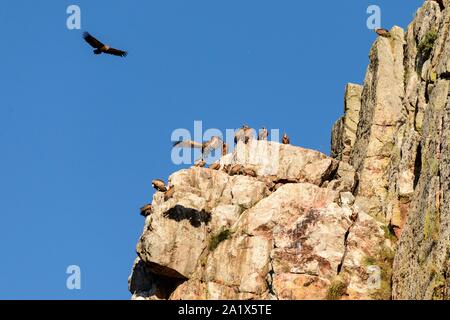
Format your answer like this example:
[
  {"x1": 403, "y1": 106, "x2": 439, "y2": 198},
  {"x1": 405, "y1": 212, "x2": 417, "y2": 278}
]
[
  {"x1": 173, "y1": 136, "x2": 224, "y2": 160},
  {"x1": 83, "y1": 32, "x2": 128, "y2": 57}
]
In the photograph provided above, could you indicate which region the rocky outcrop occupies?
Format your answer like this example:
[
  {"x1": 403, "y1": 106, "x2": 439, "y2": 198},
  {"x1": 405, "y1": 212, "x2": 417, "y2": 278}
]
[
  {"x1": 129, "y1": 0, "x2": 450, "y2": 300},
  {"x1": 129, "y1": 141, "x2": 391, "y2": 300}
]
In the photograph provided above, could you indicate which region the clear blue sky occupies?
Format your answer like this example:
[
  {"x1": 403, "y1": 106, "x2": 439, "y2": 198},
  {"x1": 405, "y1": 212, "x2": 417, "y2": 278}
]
[{"x1": 0, "y1": 0, "x2": 423, "y2": 299}]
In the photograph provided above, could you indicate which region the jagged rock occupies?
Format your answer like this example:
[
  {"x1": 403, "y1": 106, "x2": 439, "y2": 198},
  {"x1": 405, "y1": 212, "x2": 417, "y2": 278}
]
[
  {"x1": 331, "y1": 83, "x2": 363, "y2": 162},
  {"x1": 129, "y1": 141, "x2": 388, "y2": 300},
  {"x1": 130, "y1": 1, "x2": 450, "y2": 300}
]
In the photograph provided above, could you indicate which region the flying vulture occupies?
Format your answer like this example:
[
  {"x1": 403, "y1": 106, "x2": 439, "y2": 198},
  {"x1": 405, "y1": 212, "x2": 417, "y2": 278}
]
[
  {"x1": 258, "y1": 127, "x2": 269, "y2": 141},
  {"x1": 83, "y1": 32, "x2": 128, "y2": 57},
  {"x1": 173, "y1": 136, "x2": 224, "y2": 160},
  {"x1": 374, "y1": 28, "x2": 390, "y2": 38},
  {"x1": 234, "y1": 124, "x2": 254, "y2": 144},
  {"x1": 282, "y1": 133, "x2": 290, "y2": 145},
  {"x1": 152, "y1": 179, "x2": 167, "y2": 192}
]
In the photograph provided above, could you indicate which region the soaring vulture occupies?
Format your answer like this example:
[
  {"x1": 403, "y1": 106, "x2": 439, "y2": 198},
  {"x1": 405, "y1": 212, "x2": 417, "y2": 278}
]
[
  {"x1": 83, "y1": 32, "x2": 128, "y2": 57},
  {"x1": 282, "y1": 133, "x2": 290, "y2": 145},
  {"x1": 234, "y1": 124, "x2": 254, "y2": 144},
  {"x1": 258, "y1": 127, "x2": 269, "y2": 141},
  {"x1": 374, "y1": 28, "x2": 390, "y2": 38},
  {"x1": 173, "y1": 136, "x2": 224, "y2": 160}
]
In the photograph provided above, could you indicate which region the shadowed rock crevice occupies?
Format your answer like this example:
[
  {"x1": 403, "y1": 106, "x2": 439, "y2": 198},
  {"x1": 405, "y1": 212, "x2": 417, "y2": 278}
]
[{"x1": 164, "y1": 205, "x2": 211, "y2": 227}]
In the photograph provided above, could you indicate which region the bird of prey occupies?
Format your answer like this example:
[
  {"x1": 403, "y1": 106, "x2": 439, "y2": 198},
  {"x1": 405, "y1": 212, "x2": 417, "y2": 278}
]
[
  {"x1": 242, "y1": 167, "x2": 257, "y2": 177},
  {"x1": 282, "y1": 133, "x2": 290, "y2": 145},
  {"x1": 173, "y1": 136, "x2": 223, "y2": 160},
  {"x1": 140, "y1": 204, "x2": 153, "y2": 217},
  {"x1": 222, "y1": 143, "x2": 229, "y2": 156},
  {"x1": 194, "y1": 159, "x2": 207, "y2": 168},
  {"x1": 152, "y1": 179, "x2": 167, "y2": 192},
  {"x1": 83, "y1": 32, "x2": 128, "y2": 57},
  {"x1": 234, "y1": 124, "x2": 254, "y2": 144},
  {"x1": 229, "y1": 164, "x2": 244, "y2": 176},
  {"x1": 374, "y1": 28, "x2": 390, "y2": 38},
  {"x1": 210, "y1": 162, "x2": 221, "y2": 170},
  {"x1": 258, "y1": 127, "x2": 269, "y2": 141},
  {"x1": 164, "y1": 186, "x2": 175, "y2": 201}
]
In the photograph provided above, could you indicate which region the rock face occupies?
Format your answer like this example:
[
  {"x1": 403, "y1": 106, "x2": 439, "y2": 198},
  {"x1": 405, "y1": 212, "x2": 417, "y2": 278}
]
[
  {"x1": 129, "y1": 1, "x2": 450, "y2": 300},
  {"x1": 129, "y1": 141, "x2": 391, "y2": 300}
]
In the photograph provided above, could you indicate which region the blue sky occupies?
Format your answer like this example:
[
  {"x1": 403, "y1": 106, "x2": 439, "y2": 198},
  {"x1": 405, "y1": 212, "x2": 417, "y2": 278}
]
[{"x1": 0, "y1": 0, "x2": 423, "y2": 299}]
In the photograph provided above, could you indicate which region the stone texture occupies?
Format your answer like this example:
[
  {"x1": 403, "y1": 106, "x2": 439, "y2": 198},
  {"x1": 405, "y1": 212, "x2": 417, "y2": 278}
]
[
  {"x1": 129, "y1": 141, "x2": 387, "y2": 300},
  {"x1": 130, "y1": 1, "x2": 450, "y2": 300}
]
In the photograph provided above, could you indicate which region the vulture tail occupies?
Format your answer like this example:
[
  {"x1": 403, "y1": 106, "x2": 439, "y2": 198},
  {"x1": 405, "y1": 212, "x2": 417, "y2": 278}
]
[{"x1": 93, "y1": 49, "x2": 102, "y2": 54}]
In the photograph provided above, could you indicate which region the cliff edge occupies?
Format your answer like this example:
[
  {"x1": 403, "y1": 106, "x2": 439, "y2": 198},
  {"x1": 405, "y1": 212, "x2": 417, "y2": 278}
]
[{"x1": 129, "y1": 0, "x2": 450, "y2": 300}]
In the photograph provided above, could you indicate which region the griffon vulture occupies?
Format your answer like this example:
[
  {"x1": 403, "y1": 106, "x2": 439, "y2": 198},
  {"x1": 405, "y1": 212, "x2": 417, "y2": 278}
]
[
  {"x1": 234, "y1": 124, "x2": 254, "y2": 144},
  {"x1": 282, "y1": 133, "x2": 290, "y2": 145},
  {"x1": 374, "y1": 28, "x2": 390, "y2": 38},
  {"x1": 83, "y1": 32, "x2": 128, "y2": 57},
  {"x1": 152, "y1": 179, "x2": 167, "y2": 192},
  {"x1": 173, "y1": 136, "x2": 223, "y2": 160},
  {"x1": 140, "y1": 204, "x2": 153, "y2": 217},
  {"x1": 258, "y1": 127, "x2": 269, "y2": 141}
]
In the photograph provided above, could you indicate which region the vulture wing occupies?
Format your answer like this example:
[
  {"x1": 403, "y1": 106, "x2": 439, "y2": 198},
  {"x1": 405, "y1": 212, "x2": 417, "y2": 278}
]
[
  {"x1": 83, "y1": 32, "x2": 104, "y2": 49},
  {"x1": 105, "y1": 47, "x2": 128, "y2": 57},
  {"x1": 173, "y1": 140, "x2": 203, "y2": 149},
  {"x1": 202, "y1": 138, "x2": 223, "y2": 157}
]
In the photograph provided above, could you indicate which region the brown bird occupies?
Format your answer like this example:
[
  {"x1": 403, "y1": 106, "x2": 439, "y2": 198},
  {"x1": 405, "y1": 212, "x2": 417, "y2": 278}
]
[
  {"x1": 374, "y1": 28, "x2": 390, "y2": 38},
  {"x1": 173, "y1": 136, "x2": 223, "y2": 160},
  {"x1": 282, "y1": 133, "x2": 290, "y2": 145},
  {"x1": 164, "y1": 186, "x2": 175, "y2": 201},
  {"x1": 222, "y1": 143, "x2": 229, "y2": 156},
  {"x1": 229, "y1": 164, "x2": 244, "y2": 176},
  {"x1": 242, "y1": 167, "x2": 257, "y2": 177},
  {"x1": 210, "y1": 162, "x2": 221, "y2": 170},
  {"x1": 83, "y1": 32, "x2": 127, "y2": 57},
  {"x1": 222, "y1": 164, "x2": 232, "y2": 173},
  {"x1": 140, "y1": 204, "x2": 153, "y2": 217},
  {"x1": 152, "y1": 179, "x2": 167, "y2": 192},
  {"x1": 234, "y1": 124, "x2": 254, "y2": 144},
  {"x1": 194, "y1": 159, "x2": 207, "y2": 168},
  {"x1": 258, "y1": 127, "x2": 269, "y2": 141}
]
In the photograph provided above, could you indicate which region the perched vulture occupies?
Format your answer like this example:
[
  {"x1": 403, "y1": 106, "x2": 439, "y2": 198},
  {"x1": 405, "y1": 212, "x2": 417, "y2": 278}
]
[
  {"x1": 164, "y1": 187, "x2": 175, "y2": 201},
  {"x1": 173, "y1": 136, "x2": 223, "y2": 160},
  {"x1": 234, "y1": 124, "x2": 254, "y2": 144},
  {"x1": 282, "y1": 133, "x2": 290, "y2": 145},
  {"x1": 222, "y1": 143, "x2": 229, "y2": 156},
  {"x1": 209, "y1": 162, "x2": 221, "y2": 170},
  {"x1": 242, "y1": 167, "x2": 257, "y2": 177},
  {"x1": 229, "y1": 164, "x2": 244, "y2": 176},
  {"x1": 374, "y1": 28, "x2": 390, "y2": 38},
  {"x1": 258, "y1": 127, "x2": 269, "y2": 141},
  {"x1": 152, "y1": 179, "x2": 167, "y2": 192},
  {"x1": 140, "y1": 204, "x2": 153, "y2": 217},
  {"x1": 83, "y1": 32, "x2": 128, "y2": 57},
  {"x1": 194, "y1": 159, "x2": 207, "y2": 168}
]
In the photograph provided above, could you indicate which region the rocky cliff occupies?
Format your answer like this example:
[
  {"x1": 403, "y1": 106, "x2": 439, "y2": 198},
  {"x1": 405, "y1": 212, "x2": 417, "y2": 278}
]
[{"x1": 129, "y1": 0, "x2": 450, "y2": 300}]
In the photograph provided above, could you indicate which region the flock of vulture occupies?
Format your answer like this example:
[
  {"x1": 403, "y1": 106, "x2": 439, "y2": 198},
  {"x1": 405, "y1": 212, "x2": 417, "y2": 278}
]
[
  {"x1": 140, "y1": 125, "x2": 291, "y2": 217},
  {"x1": 80, "y1": 28, "x2": 395, "y2": 217}
]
